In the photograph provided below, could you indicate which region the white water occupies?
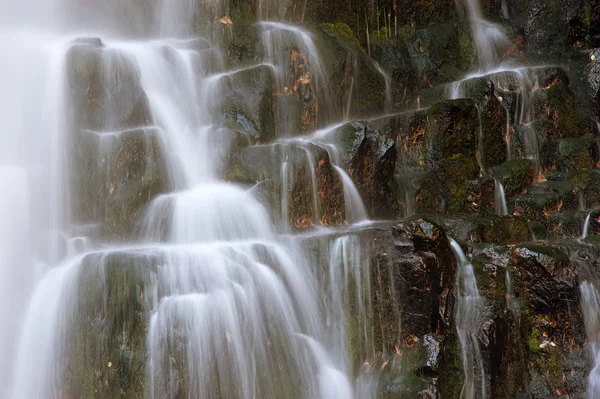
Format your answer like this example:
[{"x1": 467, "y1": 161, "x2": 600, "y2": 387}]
[
  {"x1": 457, "y1": 0, "x2": 509, "y2": 71},
  {"x1": 494, "y1": 179, "x2": 509, "y2": 216},
  {"x1": 580, "y1": 281, "x2": 600, "y2": 398},
  {"x1": 260, "y1": 22, "x2": 340, "y2": 127},
  {"x1": 5, "y1": 2, "x2": 369, "y2": 398},
  {"x1": 582, "y1": 212, "x2": 592, "y2": 240},
  {"x1": 274, "y1": 123, "x2": 371, "y2": 226},
  {"x1": 326, "y1": 235, "x2": 377, "y2": 395},
  {"x1": 449, "y1": 238, "x2": 487, "y2": 399}
]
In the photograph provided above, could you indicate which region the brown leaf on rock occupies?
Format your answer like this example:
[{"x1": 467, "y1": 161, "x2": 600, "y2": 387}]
[{"x1": 218, "y1": 16, "x2": 233, "y2": 25}]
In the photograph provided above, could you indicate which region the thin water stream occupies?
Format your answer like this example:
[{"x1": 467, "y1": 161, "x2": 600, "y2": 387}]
[{"x1": 449, "y1": 238, "x2": 487, "y2": 399}]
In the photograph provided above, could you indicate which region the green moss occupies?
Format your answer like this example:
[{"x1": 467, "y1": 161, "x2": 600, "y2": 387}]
[
  {"x1": 528, "y1": 326, "x2": 541, "y2": 352},
  {"x1": 494, "y1": 160, "x2": 536, "y2": 198},
  {"x1": 322, "y1": 22, "x2": 361, "y2": 48},
  {"x1": 528, "y1": 221, "x2": 549, "y2": 240},
  {"x1": 476, "y1": 216, "x2": 530, "y2": 244},
  {"x1": 442, "y1": 157, "x2": 479, "y2": 215},
  {"x1": 425, "y1": 99, "x2": 478, "y2": 162},
  {"x1": 559, "y1": 138, "x2": 594, "y2": 171},
  {"x1": 584, "y1": 235, "x2": 600, "y2": 245}
]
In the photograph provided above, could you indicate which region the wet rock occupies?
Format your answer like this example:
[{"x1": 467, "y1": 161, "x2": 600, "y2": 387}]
[
  {"x1": 71, "y1": 127, "x2": 167, "y2": 240},
  {"x1": 231, "y1": 141, "x2": 345, "y2": 228},
  {"x1": 317, "y1": 24, "x2": 388, "y2": 119},
  {"x1": 466, "y1": 177, "x2": 496, "y2": 216},
  {"x1": 425, "y1": 99, "x2": 478, "y2": 163},
  {"x1": 322, "y1": 121, "x2": 399, "y2": 219},
  {"x1": 414, "y1": 99, "x2": 480, "y2": 216},
  {"x1": 451, "y1": 77, "x2": 508, "y2": 169},
  {"x1": 511, "y1": 244, "x2": 587, "y2": 398},
  {"x1": 66, "y1": 40, "x2": 151, "y2": 132},
  {"x1": 273, "y1": 94, "x2": 303, "y2": 138},
  {"x1": 104, "y1": 128, "x2": 167, "y2": 240},
  {"x1": 569, "y1": 169, "x2": 600, "y2": 208},
  {"x1": 363, "y1": 219, "x2": 455, "y2": 397},
  {"x1": 559, "y1": 138, "x2": 597, "y2": 171},
  {"x1": 371, "y1": 109, "x2": 428, "y2": 168},
  {"x1": 532, "y1": 79, "x2": 596, "y2": 139},
  {"x1": 218, "y1": 64, "x2": 276, "y2": 143},
  {"x1": 226, "y1": 3, "x2": 261, "y2": 68},
  {"x1": 493, "y1": 159, "x2": 536, "y2": 198},
  {"x1": 63, "y1": 250, "x2": 156, "y2": 398},
  {"x1": 371, "y1": 41, "x2": 421, "y2": 110},
  {"x1": 408, "y1": 23, "x2": 478, "y2": 98}
]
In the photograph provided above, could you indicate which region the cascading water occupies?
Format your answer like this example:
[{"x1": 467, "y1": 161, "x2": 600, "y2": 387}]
[
  {"x1": 260, "y1": 22, "x2": 340, "y2": 129},
  {"x1": 580, "y1": 281, "x2": 600, "y2": 398},
  {"x1": 456, "y1": 0, "x2": 509, "y2": 71},
  {"x1": 6, "y1": 1, "x2": 369, "y2": 398},
  {"x1": 449, "y1": 238, "x2": 487, "y2": 399},
  {"x1": 494, "y1": 179, "x2": 509, "y2": 216},
  {"x1": 582, "y1": 212, "x2": 592, "y2": 240}
]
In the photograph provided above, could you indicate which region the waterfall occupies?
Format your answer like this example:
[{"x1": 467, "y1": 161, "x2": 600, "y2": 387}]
[
  {"x1": 494, "y1": 179, "x2": 509, "y2": 216},
  {"x1": 582, "y1": 212, "x2": 592, "y2": 240},
  {"x1": 7, "y1": 2, "x2": 362, "y2": 398},
  {"x1": 580, "y1": 281, "x2": 600, "y2": 398},
  {"x1": 326, "y1": 235, "x2": 377, "y2": 394},
  {"x1": 457, "y1": 0, "x2": 509, "y2": 71},
  {"x1": 449, "y1": 238, "x2": 487, "y2": 399},
  {"x1": 260, "y1": 22, "x2": 341, "y2": 127}
]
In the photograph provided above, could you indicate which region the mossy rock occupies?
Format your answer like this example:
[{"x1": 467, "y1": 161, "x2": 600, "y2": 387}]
[
  {"x1": 568, "y1": 169, "x2": 600, "y2": 208},
  {"x1": 316, "y1": 26, "x2": 388, "y2": 119},
  {"x1": 533, "y1": 81, "x2": 595, "y2": 139},
  {"x1": 558, "y1": 138, "x2": 596, "y2": 171},
  {"x1": 466, "y1": 177, "x2": 496, "y2": 216},
  {"x1": 493, "y1": 159, "x2": 536, "y2": 198},
  {"x1": 474, "y1": 216, "x2": 530, "y2": 244},
  {"x1": 321, "y1": 22, "x2": 361, "y2": 48},
  {"x1": 227, "y1": 2, "x2": 260, "y2": 68},
  {"x1": 322, "y1": 121, "x2": 399, "y2": 219},
  {"x1": 63, "y1": 250, "x2": 155, "y2": 398},
  {"x1": 528, "y1": 221, "x2": 549, "y2": 240},
  {"x1": 218, "y1": 64, "x2": 276, "y2": 143},
  {"x1": 425, "y1": 99, "x2": 478, "y2": 163},
  {"x1": 451, "y1": 77, "x2": 508, "y2": 169},
  {"x1": 233, "y1": 141, "x2": 345, "y2": 228},
  {"x1": 512, "y1": 192, "x2": 563, "y2": 222},
  {"x1": 416, "y1": 156, "x2": 479, "y2": 216}
]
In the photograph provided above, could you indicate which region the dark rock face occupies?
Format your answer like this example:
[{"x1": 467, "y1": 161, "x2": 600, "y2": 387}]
[
  {"x1": 317, "y1": 24, "x2": 389, "y2": 120},
  {"x1": 361, "y1": 220, "x2": 590, "y2": 399},
  {"x1": 218, "y1": 64, "x2": 276, "y2": 143},
  {"x1": 230, "y1": 141, "x2": 346, "y2": 228},
  {"x1": 323, "y1": 121, "x2": 399, "y2": 219},
  {"x1": 417, "y1": 99, "x2": 480, "y2": 216}
]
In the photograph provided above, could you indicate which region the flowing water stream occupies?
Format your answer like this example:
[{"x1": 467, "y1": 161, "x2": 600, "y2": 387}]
[
  {"x1": 449, "y1": 238, "x2": 487, "y2": 399},
  {"x1": 2, "y1": 1, "x2": 378, "y2": 398}
]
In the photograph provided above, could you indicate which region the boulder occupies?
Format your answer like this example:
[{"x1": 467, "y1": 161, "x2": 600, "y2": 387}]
[
  {"x1": 218, "y1": 64, "x2": 276, "y2": 143},
  {"x1": 319, "y1": 121, "x2": 399, "y2": 219},
  {"x1": 230, "y1": 141, "x2": 345, "y2": 228},
  {"x1": 63, "y1": 250, "x2": 156, "y2": 398},
  {"x1": 66, "y1": 40, "x2": 151, "y2": 133},
  {"x1": 72, "y1": 127, "x2": 167, "y2": 240}
]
